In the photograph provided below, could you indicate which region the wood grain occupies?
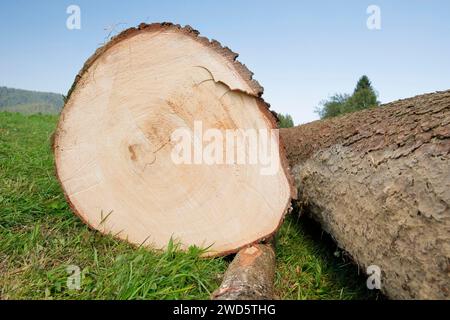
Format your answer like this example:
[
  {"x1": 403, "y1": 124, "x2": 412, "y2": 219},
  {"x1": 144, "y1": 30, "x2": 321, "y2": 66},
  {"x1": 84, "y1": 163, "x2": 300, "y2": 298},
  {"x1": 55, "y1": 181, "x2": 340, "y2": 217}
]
[{"x1": 54, "y1": 23, "x2": 294, "y2": 257}]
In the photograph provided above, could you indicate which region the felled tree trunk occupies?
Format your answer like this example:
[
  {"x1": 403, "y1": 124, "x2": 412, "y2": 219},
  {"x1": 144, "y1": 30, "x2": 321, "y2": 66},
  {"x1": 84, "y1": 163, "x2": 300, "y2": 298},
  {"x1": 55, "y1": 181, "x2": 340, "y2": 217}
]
[
  {"x1": 281, "y1": 90, "x2": 450, "y2": 299},
  {"x1": 54, "y1": 23, "x2": 294, "y2": 257},
  {"x1": 212, "y1": 243, "x2": 276, "y2": 300}
]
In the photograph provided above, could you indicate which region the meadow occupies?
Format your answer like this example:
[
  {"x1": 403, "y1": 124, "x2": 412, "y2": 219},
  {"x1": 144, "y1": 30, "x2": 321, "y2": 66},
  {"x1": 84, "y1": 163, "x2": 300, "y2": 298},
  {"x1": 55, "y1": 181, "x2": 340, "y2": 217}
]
[{"x1": 0, "y1": 112, "x2": 377, "y2": 300}]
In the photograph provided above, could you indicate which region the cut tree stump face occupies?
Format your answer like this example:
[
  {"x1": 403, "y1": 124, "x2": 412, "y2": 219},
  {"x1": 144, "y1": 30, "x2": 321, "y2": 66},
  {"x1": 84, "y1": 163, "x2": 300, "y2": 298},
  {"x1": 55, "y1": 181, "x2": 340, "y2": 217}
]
[{"x1": 54, "y1": 24, "x2": 293, "y2": 256}]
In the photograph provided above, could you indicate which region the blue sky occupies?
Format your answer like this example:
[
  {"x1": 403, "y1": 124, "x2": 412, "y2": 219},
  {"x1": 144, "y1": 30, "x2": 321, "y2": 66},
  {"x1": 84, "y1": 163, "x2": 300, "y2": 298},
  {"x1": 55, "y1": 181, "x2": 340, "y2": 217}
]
[{"x1": 1, "y1": 0, "x2": 449, "y2": 124}]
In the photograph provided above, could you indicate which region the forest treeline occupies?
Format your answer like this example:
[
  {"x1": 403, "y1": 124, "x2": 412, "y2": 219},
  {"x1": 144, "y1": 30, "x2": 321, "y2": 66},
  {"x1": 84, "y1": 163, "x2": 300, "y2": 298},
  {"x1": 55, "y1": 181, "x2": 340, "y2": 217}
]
[{"x1": 0, "y1": 86, "x2": 63, "y2": 114}]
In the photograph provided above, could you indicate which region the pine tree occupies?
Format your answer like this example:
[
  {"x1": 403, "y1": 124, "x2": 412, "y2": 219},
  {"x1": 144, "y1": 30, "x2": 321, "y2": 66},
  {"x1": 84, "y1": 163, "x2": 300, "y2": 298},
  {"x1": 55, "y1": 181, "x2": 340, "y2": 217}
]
[
  {"x1": 346, "y1": 75, "x2": 379, "y2": 112},
  {"x1": 354, "y1": 75, "x2": 372, "y2": 92}
]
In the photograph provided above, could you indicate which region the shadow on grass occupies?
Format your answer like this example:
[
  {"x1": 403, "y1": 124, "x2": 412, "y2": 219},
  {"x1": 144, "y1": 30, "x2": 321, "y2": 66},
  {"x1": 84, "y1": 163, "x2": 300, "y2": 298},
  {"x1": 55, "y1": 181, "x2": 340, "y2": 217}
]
[{"x1": 274, "y1": 210, "x2": 384, "y2": 300}]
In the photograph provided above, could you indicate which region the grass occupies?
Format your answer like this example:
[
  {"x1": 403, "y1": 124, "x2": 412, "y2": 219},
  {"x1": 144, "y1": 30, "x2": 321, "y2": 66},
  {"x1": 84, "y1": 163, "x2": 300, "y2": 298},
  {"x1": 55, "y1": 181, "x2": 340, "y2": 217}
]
[
  {"x1": 0, "y1": 112, "x2": 377, "y2": 300},
  {"x1": 275, "y1": 217, "x2": 379, "y2": 300}
]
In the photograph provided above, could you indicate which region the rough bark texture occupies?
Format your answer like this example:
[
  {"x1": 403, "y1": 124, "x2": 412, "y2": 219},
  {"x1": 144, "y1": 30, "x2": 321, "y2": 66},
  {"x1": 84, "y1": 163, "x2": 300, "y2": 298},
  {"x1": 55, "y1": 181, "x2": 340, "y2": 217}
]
[
  {"x1": 281, "y1": 90, "x2": 450, "y2": 299},
  {"x1": 212, "y1": 244, "x2": 276, "y2": 300}
]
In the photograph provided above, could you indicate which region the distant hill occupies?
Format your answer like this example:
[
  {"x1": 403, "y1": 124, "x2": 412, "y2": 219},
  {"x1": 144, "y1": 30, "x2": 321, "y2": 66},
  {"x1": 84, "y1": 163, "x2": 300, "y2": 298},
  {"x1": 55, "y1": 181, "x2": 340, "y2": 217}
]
[{"x1": 0, "y1": 86, "x2": 64, "y2": 114}]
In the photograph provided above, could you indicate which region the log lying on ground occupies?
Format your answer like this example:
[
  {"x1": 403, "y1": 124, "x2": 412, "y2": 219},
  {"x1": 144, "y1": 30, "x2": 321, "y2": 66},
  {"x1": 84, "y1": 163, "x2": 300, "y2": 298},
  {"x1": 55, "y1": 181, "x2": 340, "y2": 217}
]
[
  {"x1": 53, "y1": 23, "x2": 294, "y2": 257},
  {"x1": 281, "y1": 90, "x2": 450, "y2": 299},
  {"x1": 212, "y1": 243, "x2": 276, "y2": 300}
]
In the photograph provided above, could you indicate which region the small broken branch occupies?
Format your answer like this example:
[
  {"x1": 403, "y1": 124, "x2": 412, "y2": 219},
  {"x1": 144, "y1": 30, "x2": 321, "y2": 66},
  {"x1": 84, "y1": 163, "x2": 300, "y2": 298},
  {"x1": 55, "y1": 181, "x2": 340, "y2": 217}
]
[{"x1": 212, "y1": 243, "x2": 276, "y2": 300}]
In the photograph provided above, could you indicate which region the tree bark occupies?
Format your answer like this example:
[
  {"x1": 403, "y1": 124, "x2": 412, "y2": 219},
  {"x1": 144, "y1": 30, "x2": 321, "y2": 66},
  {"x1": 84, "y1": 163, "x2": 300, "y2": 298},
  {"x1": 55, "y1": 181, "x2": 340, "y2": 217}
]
[
  {"x1": 54, "y1": 23, "x2": 294, "y2": 257},
  {"x1": 212, "y1": 243, "x2": 276, "y2": 300},
  {"x1": 281, "y1": 90, "x2": 450, "y2": 299}
]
